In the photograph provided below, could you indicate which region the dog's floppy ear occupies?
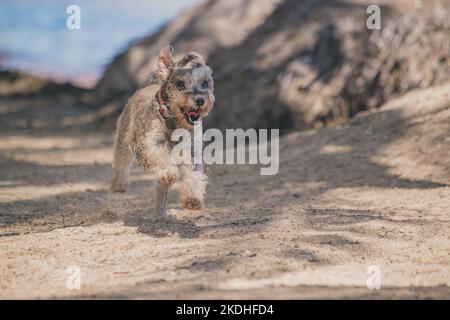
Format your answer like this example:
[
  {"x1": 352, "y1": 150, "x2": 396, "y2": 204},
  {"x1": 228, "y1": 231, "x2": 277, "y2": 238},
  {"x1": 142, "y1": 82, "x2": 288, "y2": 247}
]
[{"x1": 157, "y1": 45, "x2": 174, "y2": 81}]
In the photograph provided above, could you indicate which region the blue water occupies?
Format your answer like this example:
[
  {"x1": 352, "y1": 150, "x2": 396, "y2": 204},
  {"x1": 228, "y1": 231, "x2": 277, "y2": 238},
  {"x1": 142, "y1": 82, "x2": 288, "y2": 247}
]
[{"x1": 0, "y1": 0, "x2": 198, "y2": 87}]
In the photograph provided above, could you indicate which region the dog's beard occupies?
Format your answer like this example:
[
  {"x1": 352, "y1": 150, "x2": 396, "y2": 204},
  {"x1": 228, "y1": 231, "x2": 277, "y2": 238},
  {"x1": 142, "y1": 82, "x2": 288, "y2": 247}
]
[
  {"x1": 181, "y1": 103, "x2": 213, "y2": 125},
  {"x1": 176, "y1": 103, "x2": 201, "y2": 125},
  {"x1": 177, "y1": 107, "x2": 201, "y2": 129},
  {"x1": 167, "y1": 95, "x2": 196, "y2": 130},
  {"x1": 168, "y1": 97, "x2": 207, "y2": 129},
  {"x1": 186, "y1": 109, "x2": 201, "y2": 123},
  {"x1": 166, "y1": 89, "x2": 213, "y2": 130}
]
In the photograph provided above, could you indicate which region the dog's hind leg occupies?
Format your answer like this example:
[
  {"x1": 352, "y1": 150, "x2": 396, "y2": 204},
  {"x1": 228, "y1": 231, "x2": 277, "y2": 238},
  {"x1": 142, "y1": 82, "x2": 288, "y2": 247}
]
[{"x1": 111, "y1": 134, "x2": 133, "y2": 193}]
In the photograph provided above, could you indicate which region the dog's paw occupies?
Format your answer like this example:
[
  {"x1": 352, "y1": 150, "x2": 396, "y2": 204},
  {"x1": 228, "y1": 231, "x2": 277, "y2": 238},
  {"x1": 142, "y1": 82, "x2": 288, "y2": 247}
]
[
  {"x1": 181, "y1": 197, "x2": 203, "y2": 211},
  {"x1": 111, "y1": 180, "x2": 128, "y2": 193},
  {"x1": 156, "y1": 166, "x2": 179, "y2": 184}
]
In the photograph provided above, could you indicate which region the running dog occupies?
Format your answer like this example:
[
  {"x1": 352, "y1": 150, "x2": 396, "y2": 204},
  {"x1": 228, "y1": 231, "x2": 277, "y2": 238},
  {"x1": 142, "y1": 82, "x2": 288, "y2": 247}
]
[{"x1": 111, "y1": 46, "x2": 214, "y2": 217}]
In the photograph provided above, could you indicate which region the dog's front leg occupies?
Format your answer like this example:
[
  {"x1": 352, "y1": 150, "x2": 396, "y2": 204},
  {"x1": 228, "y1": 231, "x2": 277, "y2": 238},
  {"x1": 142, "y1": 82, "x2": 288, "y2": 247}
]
[
  {"x1": 148, "y1": 140, "x2": 178, "y2": 217},
  {"x1": 179, "y1": 164, "x2": 207, "y2": 210},
  {"x1": 135, "y1": 129, "x2": 180, "y2": 183},
  {"x1": 135, "y1": 132, "x2": 179, "y2": 217},
  {"x1": 155, "y1": 181, "x2": 169, "y2": 217}
]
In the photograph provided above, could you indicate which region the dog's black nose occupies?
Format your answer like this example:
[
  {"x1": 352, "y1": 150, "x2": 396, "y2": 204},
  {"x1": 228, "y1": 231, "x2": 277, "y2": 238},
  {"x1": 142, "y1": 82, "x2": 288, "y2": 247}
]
[{"x1": 195, "y1": 97, "x2": 205, "y2": 107}]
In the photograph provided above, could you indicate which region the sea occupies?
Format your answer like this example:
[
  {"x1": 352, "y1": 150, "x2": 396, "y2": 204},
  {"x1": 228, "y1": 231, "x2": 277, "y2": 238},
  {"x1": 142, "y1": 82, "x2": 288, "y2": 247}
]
[{"x1": 0, "y1": 0, "x2": 199, "y2": 87}]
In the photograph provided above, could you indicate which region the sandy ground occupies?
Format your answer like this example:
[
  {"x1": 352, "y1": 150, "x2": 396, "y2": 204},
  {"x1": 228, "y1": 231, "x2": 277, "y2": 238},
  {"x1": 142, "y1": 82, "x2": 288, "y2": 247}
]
[{"x1": 0, "y1": 84, "x2": 449, "y2": 299}]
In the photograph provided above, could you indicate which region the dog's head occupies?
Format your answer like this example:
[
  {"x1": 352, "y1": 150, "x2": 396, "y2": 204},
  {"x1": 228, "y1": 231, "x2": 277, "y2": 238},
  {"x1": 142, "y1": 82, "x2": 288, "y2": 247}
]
[{"x1": 156, "y1": 46, "x2": 215, "y2": 130}]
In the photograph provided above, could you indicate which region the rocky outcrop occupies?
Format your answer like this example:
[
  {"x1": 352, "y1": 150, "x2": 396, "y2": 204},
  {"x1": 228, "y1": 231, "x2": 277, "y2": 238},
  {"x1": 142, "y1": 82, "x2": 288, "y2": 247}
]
[
  {"x1": 96, "y1": 0, "x2": 450, "y2": 132},
  {"x1": 0, "y1": 70, "x2": 81, "y2": 97}
]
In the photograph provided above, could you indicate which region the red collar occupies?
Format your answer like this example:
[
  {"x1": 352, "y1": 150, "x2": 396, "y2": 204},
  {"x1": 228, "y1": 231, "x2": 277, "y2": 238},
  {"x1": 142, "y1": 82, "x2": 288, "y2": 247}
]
[
  {"x1": 156, "y1": 88, "x2": 172, "y2": 119},
  {"x1": 157, "y1": 88, "x2": 168, "y2": 106}
]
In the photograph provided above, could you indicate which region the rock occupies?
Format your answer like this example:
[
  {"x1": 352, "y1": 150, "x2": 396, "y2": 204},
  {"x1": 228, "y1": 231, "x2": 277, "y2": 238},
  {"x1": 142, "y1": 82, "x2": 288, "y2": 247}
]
[{"x1": 95, "y1": 0, "x2": 450, "y2": 132}]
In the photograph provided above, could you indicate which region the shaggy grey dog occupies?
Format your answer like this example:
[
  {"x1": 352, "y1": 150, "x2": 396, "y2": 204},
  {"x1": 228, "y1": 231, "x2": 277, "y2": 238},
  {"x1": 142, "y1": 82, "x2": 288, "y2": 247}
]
[{"x1": 111, "y1": 46, "x2": 215, "y2": 217}]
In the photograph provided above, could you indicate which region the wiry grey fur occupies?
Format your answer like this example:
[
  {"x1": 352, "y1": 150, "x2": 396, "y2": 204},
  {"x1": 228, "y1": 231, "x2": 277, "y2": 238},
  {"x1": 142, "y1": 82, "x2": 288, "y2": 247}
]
[{"x1": 111, "y1": 46, "x2": 214, "y2": 217}]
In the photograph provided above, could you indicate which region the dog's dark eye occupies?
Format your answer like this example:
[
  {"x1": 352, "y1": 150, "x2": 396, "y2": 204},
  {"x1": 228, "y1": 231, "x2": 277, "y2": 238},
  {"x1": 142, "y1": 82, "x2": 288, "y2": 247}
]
[
  {"x1": 201, "y1": 80, "x2": 209, "y2": 89},
  {"x1": 175, "y1": 80, "x2": 185, "y2": 90}
]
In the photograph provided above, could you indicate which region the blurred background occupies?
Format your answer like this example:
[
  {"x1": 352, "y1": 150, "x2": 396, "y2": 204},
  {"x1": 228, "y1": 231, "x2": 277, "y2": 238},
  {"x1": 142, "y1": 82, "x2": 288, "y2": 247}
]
[{"x1": 1, "y1": 0, "x2": 449, "y2": 133}]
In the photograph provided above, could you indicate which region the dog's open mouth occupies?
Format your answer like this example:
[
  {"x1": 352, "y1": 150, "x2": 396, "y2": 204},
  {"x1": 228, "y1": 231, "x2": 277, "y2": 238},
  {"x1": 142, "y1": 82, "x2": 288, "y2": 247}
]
[{"x1": 183, "y1": 108, "x2": 201, "y2": 124}]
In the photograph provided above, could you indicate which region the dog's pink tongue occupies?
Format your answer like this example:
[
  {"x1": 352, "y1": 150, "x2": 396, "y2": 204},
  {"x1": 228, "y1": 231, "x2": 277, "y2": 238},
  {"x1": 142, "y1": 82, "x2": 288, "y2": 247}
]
[{"x1": 188, "y1": 110, "x2": 200, "y2": 117}]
